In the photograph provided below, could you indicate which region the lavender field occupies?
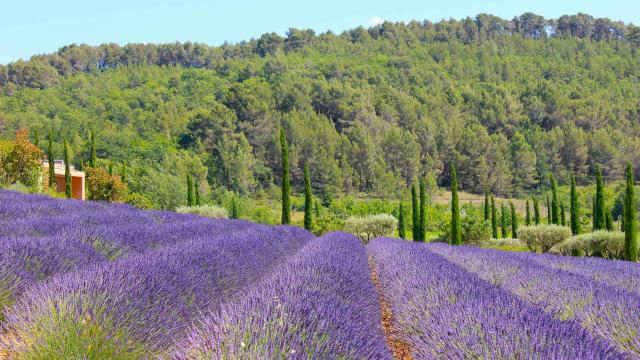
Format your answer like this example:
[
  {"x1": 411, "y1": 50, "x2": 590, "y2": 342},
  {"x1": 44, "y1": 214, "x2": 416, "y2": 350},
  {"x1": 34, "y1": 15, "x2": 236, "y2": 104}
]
[{"x1": 0, "y1": 190, "x2": 637, "y2": 359}]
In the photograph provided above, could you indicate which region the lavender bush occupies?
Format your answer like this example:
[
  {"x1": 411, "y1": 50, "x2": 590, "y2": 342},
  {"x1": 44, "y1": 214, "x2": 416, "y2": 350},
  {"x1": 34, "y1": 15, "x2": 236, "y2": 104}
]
[
  {"x1": 175, "y1": 232, "x2": 391, "y2": 360},
  {"x1": 368, "y1": 238, "x2": 622, "y2": 359}
]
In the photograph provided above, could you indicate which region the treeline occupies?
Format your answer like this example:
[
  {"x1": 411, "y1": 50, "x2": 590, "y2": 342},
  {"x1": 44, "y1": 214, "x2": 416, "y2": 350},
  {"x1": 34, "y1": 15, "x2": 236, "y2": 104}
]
[{"x1": 0, "y1": 13, "x2": 640, "y2": 209}]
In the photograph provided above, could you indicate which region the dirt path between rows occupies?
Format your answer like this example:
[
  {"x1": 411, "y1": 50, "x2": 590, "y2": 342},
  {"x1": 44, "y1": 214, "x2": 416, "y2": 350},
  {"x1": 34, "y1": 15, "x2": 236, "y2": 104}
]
[{"x1": 368, "y1": 255, "x2": 414, "y2": 360}]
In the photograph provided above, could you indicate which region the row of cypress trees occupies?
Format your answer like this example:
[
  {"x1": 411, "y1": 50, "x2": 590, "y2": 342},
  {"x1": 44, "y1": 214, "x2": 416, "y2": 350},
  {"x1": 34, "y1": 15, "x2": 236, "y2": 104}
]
[{"x1": 483, "y1": 193, "x2": 518, "y2": 239}]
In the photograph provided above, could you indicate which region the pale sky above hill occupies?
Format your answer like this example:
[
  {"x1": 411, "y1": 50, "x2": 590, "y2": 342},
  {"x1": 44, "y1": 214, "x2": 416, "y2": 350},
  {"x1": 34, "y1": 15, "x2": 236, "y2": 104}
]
[{"x1": 1, "y1": 0, "x2": 639, "y2": 64}]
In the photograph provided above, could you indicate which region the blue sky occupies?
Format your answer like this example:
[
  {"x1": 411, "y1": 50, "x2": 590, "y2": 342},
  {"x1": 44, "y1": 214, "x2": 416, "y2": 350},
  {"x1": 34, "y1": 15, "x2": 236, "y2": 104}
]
[{"x1": 1, "y1": 0, "x2": 639, "y2": 64}]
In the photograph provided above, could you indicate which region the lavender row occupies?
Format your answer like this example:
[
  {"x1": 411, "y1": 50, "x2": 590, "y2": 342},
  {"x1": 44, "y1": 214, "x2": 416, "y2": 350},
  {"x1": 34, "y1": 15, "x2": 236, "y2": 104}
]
[
  {"x1": 368, "y1": 238, "x2": 622, "y2": 359},
  {"x1": 429, "y1": 243, "x2": 640, "y2": 356},
  {"x1": 1, "y1": 225, "x2": 312, "y2": 357},
  {"x1": 174, "y1": 232, "x2": 392, "y2": 360}
]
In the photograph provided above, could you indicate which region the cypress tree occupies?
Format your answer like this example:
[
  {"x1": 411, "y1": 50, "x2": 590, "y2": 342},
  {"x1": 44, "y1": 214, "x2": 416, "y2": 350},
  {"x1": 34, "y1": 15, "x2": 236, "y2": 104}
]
[
  {"x1": 484, "y1": 191, "x2": 490, "y2": 221},
  {"x1": 533, "y1": 197, "x2": 541, "y2": 225},
  {"x1": 194, "y1": 180, "x2": 201, "y2": 206},
  {"x1": 33, "y1": 129, "x2": 39, "y2": 147},
  {"x1": 491, "y1": 196, "x2": 498, "y2": 239},
  {"x1": 419, "y1": 177, "x2": 427, "y2": 242},
  {"x1": 624, "y1": 162, "x2": 637, "y2": 261},
  {"x1": 510, "y1": 202, "x2": 518, "y2": 238},
  {"x1": 450, "y1": 164, "x2": 461, "y2": 245},
  {"x1": 63, "y1": 140, "x2": 72, "y2": 199},
  {"x1": 411, "y1": 183, "x2": 419, "y2": 241},
  {"x1": 303, "y1": 163, "x2": 313, "y2": 231},
  {"x1": 594, "y1": 167, "x2": 606, "y2": 230},
  {"x1": 89, "y1": 131, "x2": 97, "y2": 168},
  {"x1": 79, "y1": 159, "x2": 84, "y2": 171},
  {"x1": 186, "y1": 173, "x2": 194, "y2": 206},
  {"x1": 501, "y1": 203, "x2": 508, "y2": 238},
  {"x1": 550, "y1": 175, "x2": 559, "y2": 225},
  {"x1": 546, "y1": 195, "x2": 552, "y2": 224},
  {"x1": 570, "y1": 174, "x2": 581, "y2": 235},
  {"x1": 605, "y1": 210, "x2": 613, "y2": 231},
  {"x1": 314, "y1": 200, "x2": 321, "y2": 219},
  {"x1": 230, "y1": 196, "x2": 239, "y2": 219},
  {"x1": 560, "y1": 203, "x2": 566, "y2": 226},
  {"x1": 279, "y1": 128, "x2": 291, "y2": 225},
  {"x1": 398, "y1": 202, "x2": 406, "y2": 239},
  {"x1": 120, "y1": 161, "x2": 127, "y2": 183},
  {"x1": 592, "y1": 195, "x2": 597, "y2": 229},
  {"x1": 108, "y1": 162, "x2": 114, "y2": 176},
  {"x1": 525, "y1": 199, "x2": 531, "y2": 226},
  {"x1": 47, "y1": 131, "x2": 55, "y2": 190}
]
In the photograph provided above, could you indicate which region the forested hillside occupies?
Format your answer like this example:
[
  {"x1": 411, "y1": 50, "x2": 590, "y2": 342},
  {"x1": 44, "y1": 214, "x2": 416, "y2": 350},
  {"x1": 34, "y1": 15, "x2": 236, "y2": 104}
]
[{"x1": 1, "y1": 13, "x2": 640, "y2": 209}]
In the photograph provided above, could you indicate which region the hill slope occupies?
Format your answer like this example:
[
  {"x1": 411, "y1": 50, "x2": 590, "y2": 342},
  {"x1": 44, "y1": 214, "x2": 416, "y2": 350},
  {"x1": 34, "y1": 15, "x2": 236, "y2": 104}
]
[{"x1": 1, "y1": 13, "x2": 639, "y2": 208}]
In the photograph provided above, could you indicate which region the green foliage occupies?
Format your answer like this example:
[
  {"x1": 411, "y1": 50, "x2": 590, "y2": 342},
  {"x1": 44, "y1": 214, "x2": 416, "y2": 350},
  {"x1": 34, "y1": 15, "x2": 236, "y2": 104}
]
[
  {"x1": 1, "y1": 129, "x2": 44, "y2": 189},
  {"x1": 500, "y1": 203, "x2": 508, "y2": 238},
  {"x1": 398, "y1": 202, "x2": 406, "y2": 239},
  {"x1": 552, "y1": 231, "x2": 628, "y2": 259},
  {"x1": 550, "y1": 174, "x2": 559, "y2": 225},
  {"x1": 280, "y1": 128, "x2": 290, "y2": 225},
  {"x1": 186, "y1": 173, "x2": 195, "y2": 206},
  {"x1": 229, "y1": 196, "x2": 240, "y2": 219},
  {"x1": 86, "y1": 167, "x2": 127, "y2": 202},
  {"x1": 594, "y1": 167, "x2": 606, "y2": 230},
  {"x1": 303, "y1": 163, "x2": 313, "y2": 230},
  {"x1": 124, "y1": 192, "x2": 154, "y2": 210},
  {"x1": 570, "y1": 174, "x2": 582, "y2": 235},
  {"x1": 510, "y1": 202, "x2": 518, "y2": 238},
  {"x1": 525, "y1": 199, "x2": 531, "y2": 226},
  {"x1": 411, "y1": 183, "x2": 419, "y2": 241},
  {"x1": 63, "y1": 140, "x2": 72, "y2": 199},
  {"x1": 491, "y1": 196, "x2": 498, "y2": 239},
  {"x1": 519, "y1": 225, "x2": 572, "y2": 253},
  {"x1": 624, "y1": 162, "x2": 637, "y2": 261},
  {"x1": 419, "y1": 177, "x2": 427, "y2": 242},
  {"x1": 533, "y1": 197, "x2": 541, "y2": 225},
  {"x1": 47, "y1": 131, "x2": 55, "y2": 188},
  {"x1": 344, "y1": 214, "x2": 398, "y2": 244},
  {"x1": 176, "y1": 204, "x2": 229, "y2": 219},
  {"x1": 450, "y1": 164, "x2": 461, "y2": 245},
  {"x1": 560, "y1": 203, "x2": 566, "y2": 227},
  {"x1": 484, "y1": 192, "x2": 490, "y2": 222}
]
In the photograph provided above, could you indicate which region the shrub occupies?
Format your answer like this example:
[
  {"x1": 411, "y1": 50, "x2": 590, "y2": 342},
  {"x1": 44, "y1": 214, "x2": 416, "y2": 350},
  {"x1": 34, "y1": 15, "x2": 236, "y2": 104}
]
[
  {"x1": 2, "y1": 129, "x2": 44, "y2": 189},
  {"x1": 125, "y1": 192, "x2": 155, "y2": 210},
  {"x1": 343, "y1": 214, "x2": 397, "y2": 244},
  {"x1": 86, "y1": 167, "x2": 127, "y2": 202},
  {"x1": 481, "y1": 238, "x2": 526, "y2": 249},
  {"x1": 551, "y1": 231, "x2": 627, "y2": 259},
  {"x1": 176, "y1": 204, "x2": 229, "y2": 219},
  {"x1": 519, "y1": 225, "x2": 571, "y2": 253}
]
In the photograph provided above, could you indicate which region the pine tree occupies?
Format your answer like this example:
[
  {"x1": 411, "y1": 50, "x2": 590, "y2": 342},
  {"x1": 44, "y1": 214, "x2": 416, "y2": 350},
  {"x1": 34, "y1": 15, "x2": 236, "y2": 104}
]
[
  {"x1": 63, "y1": 140, "x2": 72, "y2": 199},
  {"x1": 560, "y1": 203, "x2": 566, "y2": 226},
  {"x1": 411, "y1": 183, "x2": 419, "y2": 241},
  {"x1": 398, "y1": 202, "x2": 406, "y2": 239},
  {"x1": 303, "y1": 163, "x2": 313, "y2": 231},
  {"x1": 491, "y1": 196, "x2": 498, "y2": 238},
  {"x1": 525, "y1": 199, "x2": 531, "y2": 226},
  {"x1": 550, "y1": 174, "x2": 559, "y2": 225},
  {"x1": 594, "y1": 167, "x2": 606, "y2": 230},
  {"x1": 546, "y1": 195, "x2": 552, "y2": 224},
  {"x1": 89, "y1": 131, "x2": 97, "y2": 168},
  {"x1": 570, "y1": 174, "x2": 581, "y2": 235},
  {"x1": 450, "y1": 164, "x2": 461, "y2": 245},
  {"x1": 280, "y1": 128, "x2": 291, "y2": 225},
  {"x1": 533, "y1": 197, "x2": 541, "y2": 225},
  {"x1": 186, "y1": 173, "x2": 194, "y2": 206},
  {"x1": 510, "y1": 202, "x2": 518, "y2": 238},
  {"x1": 47, "y1": 131, "x2": 55, "y2": 190},
  {"x1": 501, "y1": 203, "x2": 508, "y2": 238},
  {"x1": 120, "y1": 161, "x2": 127, "y2": 183},
  {"x1": 484, "y1": 191, "x2": 490, "y2": 221},
  {"x1": 624, "y1": 162, "x2": 637, "y2": 261},
  {"x1": 419, "y1": 177, "x2": 427, "y2": 242}
]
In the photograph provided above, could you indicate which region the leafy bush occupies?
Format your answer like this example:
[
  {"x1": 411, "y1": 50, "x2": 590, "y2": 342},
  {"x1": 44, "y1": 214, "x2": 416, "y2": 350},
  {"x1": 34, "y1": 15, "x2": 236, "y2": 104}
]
[
  {"x1": 0, "y1": 130, "x2": 44, "y2": 189},
  {"x1": 343, "y1": 214, "x2": 397, "y2": 244},
  {"x1": 551, "y1": 231, "x2": 627, "y2": 259},
  {"x1": 86, "y1": 167, "x2": 127, "y2": 202},
  {"x1": 125, "y1": 192, "x2": 154, "y2": 210},
  {"x1": 482, "y1": 238, "x2": 526, "y2": 248},
  {"x1": 176, "y1": 204, "x2": 229, "y2": 219},
  {"x1": 519, "y1": 225, "x2": 571, "y2": 253}
]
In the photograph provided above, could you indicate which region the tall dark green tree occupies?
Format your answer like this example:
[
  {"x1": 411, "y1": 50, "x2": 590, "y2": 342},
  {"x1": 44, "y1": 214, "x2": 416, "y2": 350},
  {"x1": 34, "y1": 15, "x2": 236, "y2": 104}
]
[
  {"x1": 194, "y1": 179, "x2": 201, "y2": 206},
  {"x1": 501, "y1": 203, "x2": 508, "y2": 238},
  {"x1": 550, "y1": 174, "x2": 559, "y2": 225},
  {"x1": 546, "y1": 195, "x2": 552, "y2": 224},
  {"x1": 33, "y1": 129, "x2": 39, "y2": 147},
  {"x1": 303, "y1": 163, "x2": 313, "y2": 231},
  {"x1": 533, "y1": 197, "x2": 541, "y2": 225},
  {"x1": 120, "y1": 161, "x2": 127, "y2": 183},
  {"x1": 280, "y1": 128, "x2": 291, "y2": 225},
  {"x1": 560, "y1": 203, "x2": 566, "y2": 226},
  {"x1": 230, "y1": 195, "x2": 239, "y2": 219},
  {"x1": 89, "y1": 131, "x2": 97, "y2": 168},
  {"x1": 411, "y1": 183, "x2": 419, "y2": 241},
  {"x1": 491, "y1": 196, "x2": 498, "y2": 238},
  {"x1": 63, "y1": 140, "x2": 72, "y2": 199},
  {"x1": 186, "y1": 173, "x2": 195, "y2": 206},
  {"x1": 108, "y1": 162, "x2": 114, "y2": 176},
  {"x1": 525, "y1": 199, "x2": 531, "y2": 226},
  {"x1": 47, "y1": 131, "x2": 55, "y2": 190},
  {"x1": 419, "y1": 177, "x2": 427, "y2": 242},
  {"x1": 594, "y1": 167, "x2": 606, "y2": 230},
  {"x1": 624, "y1": 162, "x2": 637, "y2": 261},
  {"x1": 605, "y1": 210, "x2": 613, "y2": 231},
  {"x1": 510, "y1": 202, "x2": 518, "y2": 238},
  {"x1": 398, "y1": 202, "x2": 406, "y2": 239},
  {"x1": 570, "y1": 174, "x2": 581, "y2": 235},
  {"x1": 450, "y1": 164, "x2": 461, "y2": 245},
  {"x1": 484, "y1": 191, "x2": 490, "y2": 221}
]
